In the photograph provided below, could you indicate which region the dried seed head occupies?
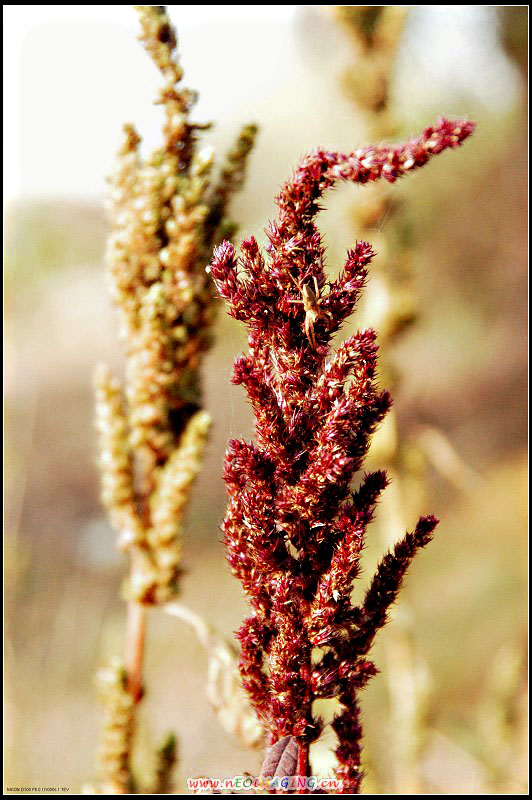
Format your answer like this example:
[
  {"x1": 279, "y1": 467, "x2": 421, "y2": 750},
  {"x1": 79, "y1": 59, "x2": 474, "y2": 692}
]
[
  {"x1": 97, "y1": 5, "x2": 257, "y2": 603},
  {"x1": 210, "y1": 117, "x2": 473, "y2": 786}
]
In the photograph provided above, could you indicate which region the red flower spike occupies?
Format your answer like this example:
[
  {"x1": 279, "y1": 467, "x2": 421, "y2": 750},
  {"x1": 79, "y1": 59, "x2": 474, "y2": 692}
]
[{"x1": 209, "y1": 118, "x2": 474, "y2": 792}]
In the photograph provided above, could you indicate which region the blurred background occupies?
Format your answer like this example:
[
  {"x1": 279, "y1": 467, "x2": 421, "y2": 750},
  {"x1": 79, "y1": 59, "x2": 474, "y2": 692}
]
[{"x1": 4, "y1": 5, "x2": 528, "y2": 794}]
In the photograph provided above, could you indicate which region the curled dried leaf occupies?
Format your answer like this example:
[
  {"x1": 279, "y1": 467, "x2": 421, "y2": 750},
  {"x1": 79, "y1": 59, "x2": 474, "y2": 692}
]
[{"x1": 260, "y1": 735, "x2": 299, "y2": 779}]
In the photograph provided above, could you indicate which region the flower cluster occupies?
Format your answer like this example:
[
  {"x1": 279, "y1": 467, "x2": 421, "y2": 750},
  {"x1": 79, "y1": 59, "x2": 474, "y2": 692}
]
[
  {"x1": 92, "y1": 7, "x2": 256, "y2": 792},
  {"x1": 94, "y1": 659, "x2": 136, "y2": 795},
  {"x1": 209, "y1": 118, "x2": 474, "y2": 791},
  {"x1": 97, "y1": 5, "x2": 256, "y2": 604}
]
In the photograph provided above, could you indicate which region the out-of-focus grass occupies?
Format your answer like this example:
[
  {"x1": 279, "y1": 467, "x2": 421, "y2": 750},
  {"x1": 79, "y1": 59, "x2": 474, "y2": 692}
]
[{"x1": 5, "y1": 202, "x2": 105, "y2": 289}]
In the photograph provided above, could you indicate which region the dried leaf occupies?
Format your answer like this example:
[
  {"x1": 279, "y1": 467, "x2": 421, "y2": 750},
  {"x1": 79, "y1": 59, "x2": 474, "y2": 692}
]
[{"x1": 260, "y1": 735, "x2": 299, "y2": 779}]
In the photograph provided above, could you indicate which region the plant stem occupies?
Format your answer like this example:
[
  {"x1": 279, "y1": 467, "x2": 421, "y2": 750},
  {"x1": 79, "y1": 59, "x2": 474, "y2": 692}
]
[
  {"x1": 124, "y1": 588, "x2": 146, "y2": 704},
  {"x1": 297, "y1": 740, "x2": 310, "y2": 789},
  {"x1": 123, "y1": 492, "x2": 151, "y2": 705}
]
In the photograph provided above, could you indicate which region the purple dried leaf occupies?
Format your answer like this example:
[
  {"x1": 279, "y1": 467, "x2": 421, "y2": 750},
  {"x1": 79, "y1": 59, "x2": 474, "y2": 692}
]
[{"x1": 260, "y1": 735, "x2": 299, "y2": 779}]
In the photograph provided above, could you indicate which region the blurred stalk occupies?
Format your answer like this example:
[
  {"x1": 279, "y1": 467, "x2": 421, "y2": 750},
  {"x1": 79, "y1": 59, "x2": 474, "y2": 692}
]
[
  {"x1": 124, "y1": 597, "x2": 146, "y2": 705},
  {"x1": 477, "y1": 642, "x2": 528, "y2": 791},
  {"x1": 334, "y1": 6, "x2": 478, "y2": 791},
  {"x1": 499, "y1": 6, "x2": 528, "y2": 82}
]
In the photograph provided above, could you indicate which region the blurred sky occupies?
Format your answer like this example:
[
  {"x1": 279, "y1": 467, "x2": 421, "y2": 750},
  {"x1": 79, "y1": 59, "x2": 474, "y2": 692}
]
[{"x1": 4, "y1": 5, "x2": 521, "y2": 203}]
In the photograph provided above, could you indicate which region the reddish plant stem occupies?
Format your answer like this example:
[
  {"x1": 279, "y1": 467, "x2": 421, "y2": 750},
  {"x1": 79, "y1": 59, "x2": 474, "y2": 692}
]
[
  {"x1": 124, "y1": 599, "x2": 146, "y2": 703},
  {"x1": 297, "y1": 740, "x2": 310, "y2": 792},
  {"x1": 124, "y1": 551, "x2": 147, "y2": 704},
  {"x1": 123, "y1": 483, "x2": 154, "y2": 704}
]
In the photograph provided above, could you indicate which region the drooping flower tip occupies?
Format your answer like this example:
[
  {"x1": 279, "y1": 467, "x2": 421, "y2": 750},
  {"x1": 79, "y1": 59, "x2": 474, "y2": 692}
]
[
  {"x1": 432, "y1": 116, "x2": 476, "y2": 145},
  {"x1": 353, "y1": 469, "x2": 389, "y2": 511},
  {"x1": 413, "y1": 514, "x2": 439, "y2": 545}
]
